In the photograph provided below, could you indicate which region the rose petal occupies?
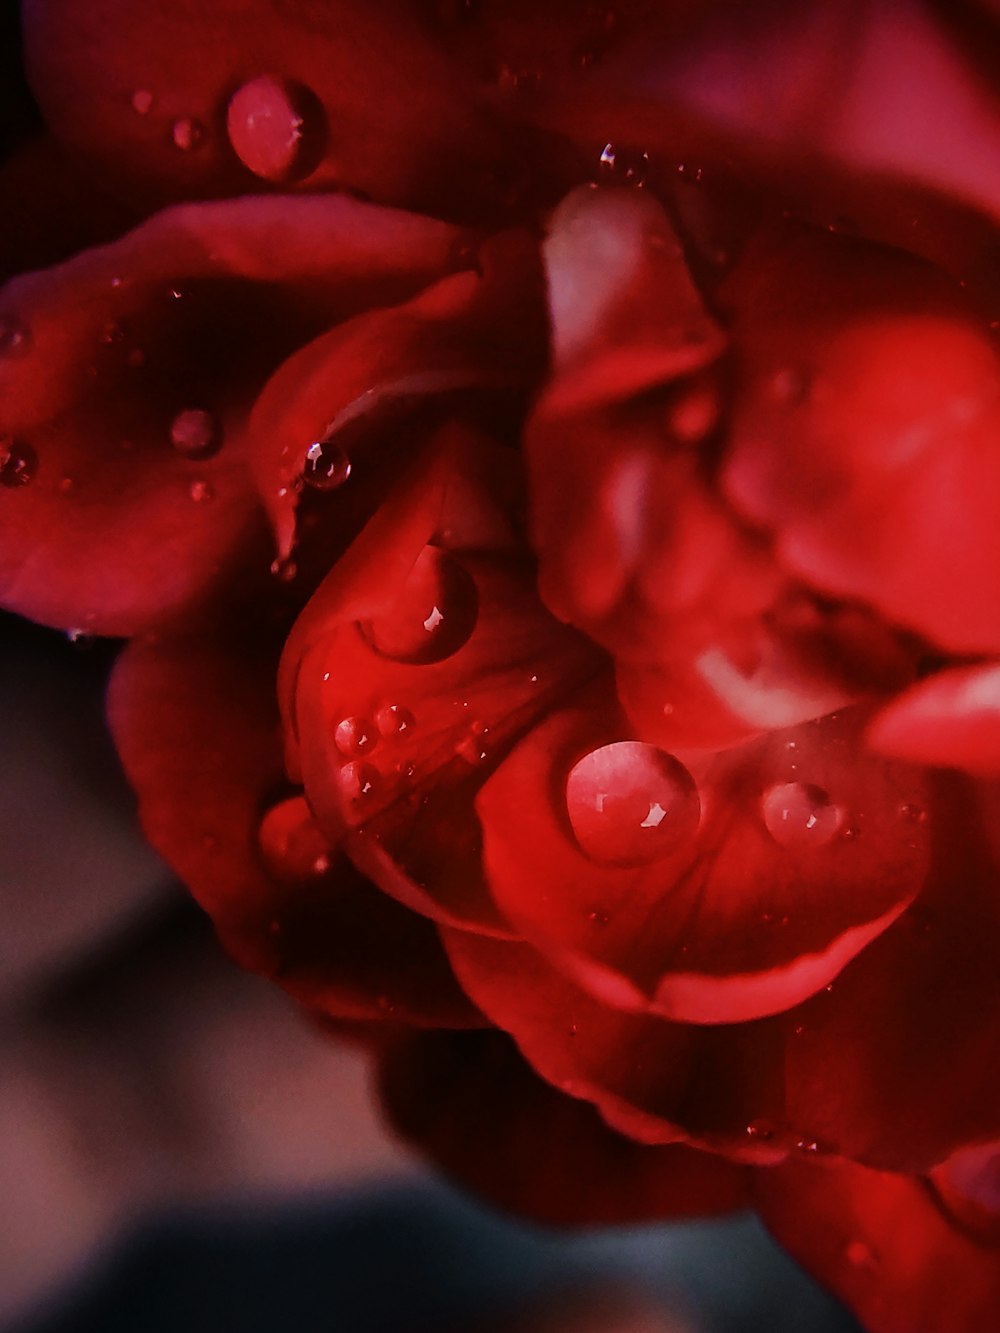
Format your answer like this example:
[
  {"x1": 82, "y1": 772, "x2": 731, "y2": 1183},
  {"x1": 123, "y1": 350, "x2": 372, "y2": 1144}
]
[
  {"x1": 755, "y1": 1156, "x2": 1000, "y2": 1333},
  {"x1": 442, "y1": 929, "x2": 790, "y2": 1163},
  {"x1": 23, "y1": 0, "x2": 508, "y2": 218},
  {"x1": 722, "y1": 226, "x2": 1000, "y2": 655},
  {"x1": 0, "y1": 193, "x2": 470, "y2": 634},
  {"x1": 281, "y1": 429, "x2": 599, "y2": 936},
  {"x1": 476, "y1": 692, "x2": 929, "y2": 1023},
  {"x1": 249, "y1": 230, "x2": 546, "y2": 560},
  {"x1": 869, "y1": 663, "x2": 1000, "y2": 776},
  {"x1": 108, "y1": 591, "x2": 479, "y2": 1029},
  {"x1": 379, "y1": 1027, "x2": 747, "y2": 1226}
]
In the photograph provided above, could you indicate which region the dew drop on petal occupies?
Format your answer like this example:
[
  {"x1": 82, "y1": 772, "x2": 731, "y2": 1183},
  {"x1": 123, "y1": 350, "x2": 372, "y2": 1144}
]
[
  {"x1": 358, "y1": 546, "x2": 478, "y2": 665},
  {"x1": 226, "y1": 75, "x2": 326, "y2": 183},
  {"x1": 598, "y1": 142, "x2": 649, "y2": 186},
  {"x1": 303, "y1": 437, "x2": 351, "y2": 491},
  {"x1": 188, "y1": 478, "x2": 214, "y2": 503},
  {"x1": 338, "y1": 760, "x2": 379, "y2": 802},
  {"x1": 66, "y1": 629, "x2": 95, "y2": 650},
  {"x1": 131, "y1": 88, "x2": 154, "y2": 115},
  {"x1": 566, "y1": 741, "x2": 700, "y2": 867},
  {"x1": 762, "y1": 782, "x2": 845, "y2": 849},
  {"x1": 334, "y1": 715, "x2": 378, "y2": 756},
  {"x1": 258, "y1": 793, "x2": 333, "y2": 885},
  {"x1": 170, "y1": 407, "x2": 221, "y2": 459},
  {"x1": 172, "y1": 117, "x2": 205, "y2": 151},
  {"x1": 0, "y1": 439, "x2": 37, "y2": 488},
  {"x1": 270, "y1": 556, "x2": 298, "y2": 582},
  {"x1": 375, "y1": 703, "x2": 414, "y2": 737},
  {"x1": 0, "y1": 315, "x2": 30, "y2": 356}
]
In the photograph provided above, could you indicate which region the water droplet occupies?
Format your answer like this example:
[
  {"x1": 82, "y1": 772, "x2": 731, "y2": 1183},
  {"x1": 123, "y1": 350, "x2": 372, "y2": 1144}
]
[
  {"x1": 58, "y1": 476, "x2": 75, "y2": 494},
  {"x1": 761, "y1": 782, "x2": 845, "y2": 849},
  {"x1": 565, "y1": 741, "x2": 700, "y2": 867},
  {"x1": 303, "y1": 437, "x2": 351, "y2": 490},
  {"x1": 598, "y1": 142, "x2": 649, "y2": 186},
  {"x1": 131, "y1": 88, "x2": 154, "y2": 115},
  {"x1": 0, "y1": 314, "x2": 29, "y2": 356},
  {"x1": 334, "y1": 716, "x2": 378, "y2": 756},
  {"x1": 338, "y1": 761, "x2": 379, "y2": 802},
  {"x1": 667, "y1": 383, "x2": 719, "y2": 444},
  {"x1": 358, "y1": 545, "x2": 478, "y2": 665},
  {"x1": 188, "y1": 479, "x2": 214, "y2": 503},
  {"x1": 0, "y1": 439, "x2": 37, "y2": 488},
  {"x1": 845, "y1": 1240, "x2": 877, "y2": 1270},
  {"x1": 375, "y1": 703, "x2": 414, "y2": 737},
  {"x1": 66, "y1": 629, "x2": 95, "y2": 650},
  {"x1": 270, "y1": 556, "x2": 298, "y2": 582},
  {"x1": 675, "y1": 161, "x2": 704, "y2": 183},
  {"x1": 172, "y1": 117, "x2": 205, "y2": 151},
  {"x1": 899, "y1": 802, "x2": 927, "y2": 823},
  {"x1": 457, "y1": 720, "x2": 490, "y2": 765},
  {"x1": 226, "y1": 75, "x2": 327, "y2": 183},
  {"x1": 170, "y1": 407, "x2": 221, "y2": 459},
  {"x1": 745, "y1": 1119, "x2": 777, "y2": 1141},
  {"x1": 258, "y1": 793, "x2": 333, "y2": 885}
]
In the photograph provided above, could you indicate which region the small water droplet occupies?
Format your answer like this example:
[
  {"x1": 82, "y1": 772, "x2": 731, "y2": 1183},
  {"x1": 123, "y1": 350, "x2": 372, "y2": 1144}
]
[
  {"x1": 358, "y1": 546, "x2": 478, "y2": 665},
  {"x1": 745, "y1": 1119, "x2": 776, "y2": 1141},
  {"x1": 0, "y1": 439, "x2": 37, "y2": 488},
  {"x1": 375, "y1": 703, "x2": 414, "y2": 737},
  {"x1": 334, "y1": 716, "x2": 378, "y2": 756},
  {"x1": 457, "y1": 720, "x2": 490, "y2": 765},
  {"x1": 899, "y1": 802, "x2": 927, "y2": 823},
  {"x1": 170, "y1": 407, "x2": 221, "y2": 459},
  {"x1": 226, "y1": 75, "x2": 327, "y2": 183},
  {"x1": 761, "y1": 782, "x2": 845, "y2": 849},
  {"x1": 598, "y1": 142, "x2": 649, "y2": 186},
  {"x1": 131, "y1": 88, "x2": 154, "y2": 115},
  {"x1": 258, "y1": 793, "x2": 333, "y2": 884},
  {"x1": 667, "y1": 383, "x2": 719, "y2": 444},
  {"x1": 172, "y1": 117, "x2": 205, "y2": 151},
  {"x1": 58, "y1": 476, "x2": 75, "y2": 494},
  {"x1": 66, "y1": 629, "x2": 95, "y2": 649},
  {"x1": 338, "y1": 761, "x2": 379, "y2": 802},
  {"x1": 845, "y1": 1240, "x2": 877, "y2": 1270},
  {"x1": 0, "y1": 314, "x2": 30, "y2": 356},
  {"x1": 303, "y1": 437, "x2": 351, "y2": 490},
  {"x1": 270, "y1": 556, "x2": 298, "y2": 582},
  {"x1": 566, "y1": 741, "x2": 700, "y2": 867},
  {"x1": 189, "y1": 479, "x2": 214, "y2": 503}
]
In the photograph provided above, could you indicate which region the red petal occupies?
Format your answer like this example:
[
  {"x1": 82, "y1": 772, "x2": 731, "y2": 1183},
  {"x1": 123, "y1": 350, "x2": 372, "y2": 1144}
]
[
  {"x1": 869, "y1": 663, "x2": 1000, "y2": 776},
  {"x1": 249, "y1": 230, "x2": 546, "y2": 560},
  {"x1": 476, "y1": 692, "x2": 930, "y2": 1023},
  {"x1": 442, "y1": 930, "x2": 792, "y2": 1163},
  {"x1": 755, "y1": 1157, "x2": 1000, "y2": 1333},
  {"x1": 782, "y1": 775, "x2": 1000, "y2": 1170},
  {"x1": 379, "y1": 1028, "x2": 747, "y2": 1226},
  {"x1": 23, "y1": 0, "x2": 507, "y2": 218},
  {"x1": 281, "y1": 431, "x2": 599, "y2": 936},
  {"x1": 0, "y1": 194, "x2": 470, "y2": 634},
  {"x1": 722, "y1": 226, "x2": 1000, "y2": 655},
  {"x1": 108, "y1": 598, "x2": 479, "y2": 1028}
]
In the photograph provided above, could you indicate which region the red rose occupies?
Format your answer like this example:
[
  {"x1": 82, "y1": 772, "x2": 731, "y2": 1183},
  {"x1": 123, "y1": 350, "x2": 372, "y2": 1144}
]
[{"x1": 5, "y1": 4, "x2": 1000, "y2": 1330}]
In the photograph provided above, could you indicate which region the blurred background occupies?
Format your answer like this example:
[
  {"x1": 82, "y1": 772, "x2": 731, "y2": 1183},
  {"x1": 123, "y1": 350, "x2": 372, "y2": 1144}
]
[{"x1": 0, "y1": 610, "x2": 861, "y2": 1332}]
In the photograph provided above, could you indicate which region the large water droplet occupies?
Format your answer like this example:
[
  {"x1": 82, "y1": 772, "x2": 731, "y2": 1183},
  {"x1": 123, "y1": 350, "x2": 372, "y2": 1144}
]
[
  {"x1": 303, "y1": 437, "x2": 351, "y2": 491},
  {"x1": 226, "y1": 75, "x2": 326, "y2": 183},
  {"x1": 565, "y1": 741, "x2": 700, "y2": 867},
  {"x1": 761, "y1": 782, "x2": 845, "y2": 849},
  {"x1": 172, "y1": 117, "x2": 205, "y2": 151},
  {"x1": 170, "y1": 407, "x2": 221, "y2": 459},
  {"x1": 258, "y1": 793, "x2": 333, "y2": 884},
  {"x1": 358, "y1": 546, "x2": 478, "y2": 665},
  {"x1": 0, "y1": 314, "x2": 30, "y2": 356},
  {"x1": 0, "y1": 439, "x2": 37, "y2": 488},
  {"x1": 334, "y1": 716, "x2": 378, "y2": 756}
]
